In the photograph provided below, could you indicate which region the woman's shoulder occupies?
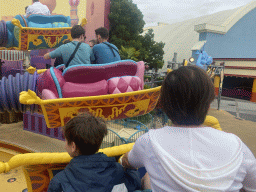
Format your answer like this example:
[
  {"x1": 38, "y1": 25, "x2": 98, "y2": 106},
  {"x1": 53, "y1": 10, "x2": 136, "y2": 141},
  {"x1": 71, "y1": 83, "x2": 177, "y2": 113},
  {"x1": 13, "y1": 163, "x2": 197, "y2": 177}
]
[{"x1": 136, "y1": 128, "x2": 166, "y2": 144}]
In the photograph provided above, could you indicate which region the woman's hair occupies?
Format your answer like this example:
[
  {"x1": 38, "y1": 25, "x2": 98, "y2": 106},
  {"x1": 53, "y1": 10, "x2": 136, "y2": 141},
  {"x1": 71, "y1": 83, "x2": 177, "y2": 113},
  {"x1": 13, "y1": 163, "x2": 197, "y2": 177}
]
[
  {"x1": 160, "y1": 66, "x2": 215, "y2": 126},
  {"x1": 63, "y1": 113, "x2": 108, "y2": 155}
]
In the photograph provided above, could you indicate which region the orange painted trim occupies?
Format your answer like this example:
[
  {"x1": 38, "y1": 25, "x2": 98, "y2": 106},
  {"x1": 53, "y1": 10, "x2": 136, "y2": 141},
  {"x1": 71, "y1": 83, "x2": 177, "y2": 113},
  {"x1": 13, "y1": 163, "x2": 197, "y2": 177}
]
[
  {"x1": 250, "y1": 92, "x2": 256, "y2": 102},
  {"x1": 215, "y1": 87, "x2": 219, "y2": 96},
  {"x1": 0, "y1": 140, "x2": 33, "y2": 153}
]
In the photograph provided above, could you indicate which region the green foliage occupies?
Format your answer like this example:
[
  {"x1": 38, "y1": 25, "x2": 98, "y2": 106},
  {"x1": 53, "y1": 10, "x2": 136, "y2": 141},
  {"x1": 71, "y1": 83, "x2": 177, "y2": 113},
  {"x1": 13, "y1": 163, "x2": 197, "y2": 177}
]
[
  {"x1": 140, "y1": 29, "x2": 165, "y2": 71},
  {"x1": 109, "y1": 0, "x2": 145, "y2": 47},
  {"x1": 144, "y1": 75, "x2": 151, "y2": 81},
  {"x1": 109, "y1": 0, "x2": 165, "y2": 71},
  {"x1": 119, "y1": 46, "x2": 140, "y2": 61},
  {"x1": 144, "y1": 84, "x2": 151, "y2": 89}
]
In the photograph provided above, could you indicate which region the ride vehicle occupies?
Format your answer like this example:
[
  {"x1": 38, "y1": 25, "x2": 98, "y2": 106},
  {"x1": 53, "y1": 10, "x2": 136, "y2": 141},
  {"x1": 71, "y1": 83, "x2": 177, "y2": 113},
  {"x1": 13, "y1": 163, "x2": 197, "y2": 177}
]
[
  {"x1": 0, "y1": 14, "x2": 222, "y2": 192},
  {"x1": 0, "y1": 14, "x2": 72, "y2": 50}
]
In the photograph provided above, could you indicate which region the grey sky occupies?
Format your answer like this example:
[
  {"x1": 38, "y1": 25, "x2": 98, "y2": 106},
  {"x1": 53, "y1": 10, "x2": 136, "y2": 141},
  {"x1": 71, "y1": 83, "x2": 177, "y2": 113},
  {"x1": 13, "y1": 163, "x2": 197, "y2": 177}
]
[{"x1": 132, "y1": 0, "x2": 253, "y2": 27}]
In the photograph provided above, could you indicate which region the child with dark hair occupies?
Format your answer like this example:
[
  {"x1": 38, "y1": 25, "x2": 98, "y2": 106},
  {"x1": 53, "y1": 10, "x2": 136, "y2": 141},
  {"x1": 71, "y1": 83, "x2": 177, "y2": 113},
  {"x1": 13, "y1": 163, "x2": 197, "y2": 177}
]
[
  {"x1": 120, "y1": 66, "x2": 256, "y2": 191},
  {"x1": 47, "y1": 113, "x2": 141, "y2": 192},
  {"x1": 89, "y1": 39, "x2": 97, "y2": 48}
]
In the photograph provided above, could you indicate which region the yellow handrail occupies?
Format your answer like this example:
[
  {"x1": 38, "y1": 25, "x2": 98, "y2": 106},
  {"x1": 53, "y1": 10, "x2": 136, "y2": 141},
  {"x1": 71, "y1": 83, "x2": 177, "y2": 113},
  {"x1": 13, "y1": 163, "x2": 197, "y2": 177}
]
[
  {"x1": 204, "y1": 115, "x2": 222, "y2": 131},
  {"x1": 0, "y1": 143, "x2": 134, "y2": 173},
  {"x1": 0, "y1": 115, "x2": 221, "y2": 174}
]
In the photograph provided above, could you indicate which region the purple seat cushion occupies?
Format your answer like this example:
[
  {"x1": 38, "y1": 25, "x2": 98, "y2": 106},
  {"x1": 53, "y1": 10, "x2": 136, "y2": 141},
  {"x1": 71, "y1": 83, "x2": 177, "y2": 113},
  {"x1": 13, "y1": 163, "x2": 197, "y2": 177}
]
[
  {"x1": 62, "y1": 79, "x2": 108, "y2": 98},
  {"x1": 63, "y1": 61, "x2": 138, "y2": 84}
]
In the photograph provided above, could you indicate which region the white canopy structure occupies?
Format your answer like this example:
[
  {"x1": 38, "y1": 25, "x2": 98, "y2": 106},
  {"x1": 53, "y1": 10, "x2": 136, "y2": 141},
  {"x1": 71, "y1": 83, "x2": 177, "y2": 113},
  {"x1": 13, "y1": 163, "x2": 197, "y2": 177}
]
[{"x1": 144, "y1": 1, "x2": 256, "y2": 72}]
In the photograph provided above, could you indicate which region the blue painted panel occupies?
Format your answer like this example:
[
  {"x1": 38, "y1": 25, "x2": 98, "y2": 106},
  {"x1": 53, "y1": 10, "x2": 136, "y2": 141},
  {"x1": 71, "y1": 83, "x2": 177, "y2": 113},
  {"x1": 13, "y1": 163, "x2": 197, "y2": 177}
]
[
  {"x1": 27, "y1": 15, "x2": 71, "y2": 26},
  {"x1": 202, "y1": 8, "x2": 256, "y2": 58},
  {"x1": 199, "y1": 32, "x2": 207, "y2": 41}
]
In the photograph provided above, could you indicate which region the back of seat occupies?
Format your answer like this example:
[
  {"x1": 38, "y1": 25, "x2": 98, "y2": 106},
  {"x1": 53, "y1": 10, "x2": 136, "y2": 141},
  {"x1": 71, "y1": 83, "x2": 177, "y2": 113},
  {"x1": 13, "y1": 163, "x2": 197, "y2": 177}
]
[
  {"x1": 37, "y1": 68, "x2": 65, "y2": 99},
  {"x1": 27, "y1": 15, "x2": 71, "y2": 26},
  {"x1": 62, "y1": 60, "x2": 138, "y2": 84}
]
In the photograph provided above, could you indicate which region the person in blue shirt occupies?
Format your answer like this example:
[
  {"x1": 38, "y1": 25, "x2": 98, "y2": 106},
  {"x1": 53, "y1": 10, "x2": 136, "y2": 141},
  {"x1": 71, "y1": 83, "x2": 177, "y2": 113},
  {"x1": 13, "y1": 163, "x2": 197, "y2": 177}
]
[
  {"x1": 47, "y1": 113, "x2": 141, "y2": 192},
  {"x1": 44, "y1": 25, "x2": 95, "y2": 68},
  {"x1": 92, "y1": 27, "x2": 121, "y2": 64}
]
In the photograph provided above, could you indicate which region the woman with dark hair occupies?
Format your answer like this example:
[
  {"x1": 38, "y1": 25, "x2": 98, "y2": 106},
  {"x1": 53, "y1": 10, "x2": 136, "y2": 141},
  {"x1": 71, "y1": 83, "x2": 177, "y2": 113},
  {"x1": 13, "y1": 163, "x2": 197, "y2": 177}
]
[{"x1": 120, "y1": 66, "x2": 256, "y2": 192}]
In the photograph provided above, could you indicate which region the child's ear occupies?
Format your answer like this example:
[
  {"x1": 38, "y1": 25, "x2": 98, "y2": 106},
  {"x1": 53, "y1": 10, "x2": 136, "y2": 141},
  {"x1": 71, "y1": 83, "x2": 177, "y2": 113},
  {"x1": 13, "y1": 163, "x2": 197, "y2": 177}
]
[{"x1": 71, "y1": 142, "x2": 77, "y2": 153}]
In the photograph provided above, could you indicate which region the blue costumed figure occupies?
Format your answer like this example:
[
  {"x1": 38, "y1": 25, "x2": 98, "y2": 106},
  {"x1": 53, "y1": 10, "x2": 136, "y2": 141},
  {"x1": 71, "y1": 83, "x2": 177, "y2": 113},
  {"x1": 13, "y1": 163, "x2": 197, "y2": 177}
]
[{"x1": 195, "y1": 47, "x2": 213, "y2": 71}]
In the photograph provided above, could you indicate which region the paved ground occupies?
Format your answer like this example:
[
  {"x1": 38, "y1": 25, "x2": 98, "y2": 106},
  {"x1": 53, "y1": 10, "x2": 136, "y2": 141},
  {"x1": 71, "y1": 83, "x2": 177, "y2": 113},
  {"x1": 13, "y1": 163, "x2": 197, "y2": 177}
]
[
  {"x1": 211, "y1": 97, "x2": 256, "y2": 122},
  {"x1": 209, "y1": 98, "x2": 256, "y2": 156}
]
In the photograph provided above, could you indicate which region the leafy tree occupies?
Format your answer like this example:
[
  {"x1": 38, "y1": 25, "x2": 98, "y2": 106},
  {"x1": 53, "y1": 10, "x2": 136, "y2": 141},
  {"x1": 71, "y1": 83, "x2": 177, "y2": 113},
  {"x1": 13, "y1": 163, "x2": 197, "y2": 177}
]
[
  {"x1": 120, "y1": 46, "x2": 140, "y2": 61},
  {"x1": 109, "y1": 0, "x2": 145, "y2": 47},
  {"x1": 109, "y1": 0, "x2": 165, "y2": 71},
  {"x1": 141, "y1": 29, "x2": 165, "y2": 71}
]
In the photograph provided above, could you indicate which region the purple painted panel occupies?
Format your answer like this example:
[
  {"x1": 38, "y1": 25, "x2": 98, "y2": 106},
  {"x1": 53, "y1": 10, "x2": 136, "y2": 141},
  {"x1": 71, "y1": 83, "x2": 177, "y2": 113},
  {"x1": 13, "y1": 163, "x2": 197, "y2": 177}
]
[
  {"x1": 23, "y1": 112, "x2": 64, "y2": 141},
  {"x1": 39, "y1": 117, "x2": 43, "y2": 133},
  {"x1": 23, "y1": 113, "x2": 28, "y2": 130},
  {"x1": 2, "y1": 60, "x2": 23, "y2": 77},
  {"x1": 30, "y1": 56, "x2": 50, "y2": 69},
  {"x1": 31, "y1": 115, "x2": 35, "y2": 131}
]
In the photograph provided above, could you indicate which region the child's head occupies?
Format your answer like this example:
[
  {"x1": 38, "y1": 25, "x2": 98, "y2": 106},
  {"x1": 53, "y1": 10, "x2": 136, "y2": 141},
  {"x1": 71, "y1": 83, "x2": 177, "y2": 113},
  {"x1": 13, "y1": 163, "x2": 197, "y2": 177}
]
[
  {"x1": 89, "y1": 39, "x2": 97, "y2": 48},
  {"x1": 160, "y1": 66, "x2": 215, "y2": 126},
  {"x1": 63, "y1": 113, "x2": 108, "y2": 157}
]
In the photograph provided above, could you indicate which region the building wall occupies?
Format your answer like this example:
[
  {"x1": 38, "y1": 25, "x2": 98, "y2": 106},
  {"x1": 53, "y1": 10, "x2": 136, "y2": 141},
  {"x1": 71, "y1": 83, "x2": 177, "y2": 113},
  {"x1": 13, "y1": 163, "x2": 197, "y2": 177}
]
[
  {"x1": 213, "y1": 59, "x2": 256, "y2": 78},
  {"x1": 0, "y1": 0, "x2": 31, "y2": 18},
  {"x1": 85, "y1": 0, "x2": 110, "y2": 43},
  {"x1": 202, "y1": 8, "x2": 256, "y2": 58},
  {"x1": 0, "y1": 0, "x2": 87, "y2": 23},
  {"x1": 0, "y1": 0, "x2": 110, "y2": 42}
]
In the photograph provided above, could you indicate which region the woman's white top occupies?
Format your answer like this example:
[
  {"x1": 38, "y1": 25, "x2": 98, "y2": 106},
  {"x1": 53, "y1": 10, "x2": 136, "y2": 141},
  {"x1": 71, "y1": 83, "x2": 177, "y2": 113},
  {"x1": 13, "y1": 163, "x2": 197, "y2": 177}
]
[{"x1": 128, "y1": 127, "x2": 256, "y2": 192}]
